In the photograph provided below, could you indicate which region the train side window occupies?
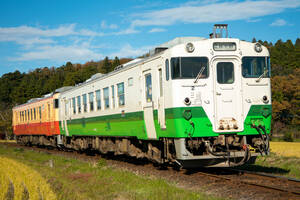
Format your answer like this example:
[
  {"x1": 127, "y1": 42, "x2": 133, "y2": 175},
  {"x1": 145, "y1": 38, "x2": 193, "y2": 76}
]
[
  {"x1": 54, "y1": 99, "x2": 59, "y2": 108},
  {"x1": 111, "y1": 86, "x2": 115, "y2": 108},
  {"x1": 39, "y1": 106, "x2": 42, "y2": 120},
  {"x1": 117, "y1": 82, "x2": 125, "y2": 106},
  {"x1": 34, "y1": 108, "x2": 36, "y2": 120},
  {"x1": 48, "y1": 104, "x2": 50, "y2": 119},
  {"x1": 128, "y1": 77, "x2": 133, "y2": 86},
  {"x1": 165, "y1": 59, "x2": 169, "y2": 81},
  {"x1": 89, "y1": 92, "x2": 94, "y2": 111},
  {"x1": 145, "y1": 74, "x2": 152, "y2": 102},
  {"x1": 19, "y1": 112, "x2": 21, "y2": 122},
  {"x1": 96, "y1": 90, "x2": 101, "y2": 110},
  {"x1": 30, "y1": 109, "x2": 33, "y2": 121},
  {"x1": 72, "y1": 97, "x2": 76, "y2": 114},
  {"x1": 83, "y1": 94, "x2": 87, "y2": 112},
  {"x1": 77, "y1": 96, "x2": 81, "y2": 113},
  {"x1": 104, "y1": 87, "x2": 109, "y2": 109}
]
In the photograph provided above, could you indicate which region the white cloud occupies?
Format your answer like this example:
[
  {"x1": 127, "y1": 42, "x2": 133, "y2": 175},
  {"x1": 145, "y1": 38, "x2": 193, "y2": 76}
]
[
  {"x1": 131, "y1": 0, "x2": 300, "y2": 27},
  {"x1": 12, "y1": 44, "x2": 103, "y2": 62},
  {"x1": 247, "y1": 18, "x2": 262, "y2": 23},
  {"x1": 109, "y1": 44, "x2": 153, "y2": 58},
  {"x1": 100, "y1": 20, "x2": 118, "y2": 29},
  {"x1": 149, "y1": 28, "x2": 166, "y2": 33},
  {"x1": 0, "y1": 24, "x2": 104, "y2": 46},
  {"x1": 270, "y1": 19, "x2": 288, "y2": 26},
  {"x1": 113, "y1": 27, "x2": 139, "y2": 35}
]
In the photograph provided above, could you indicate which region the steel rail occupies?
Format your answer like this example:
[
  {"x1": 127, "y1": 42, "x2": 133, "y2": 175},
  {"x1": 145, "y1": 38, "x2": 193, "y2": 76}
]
[{"x1": 195, "y1": 170, "x2": 300, "y2": 196}]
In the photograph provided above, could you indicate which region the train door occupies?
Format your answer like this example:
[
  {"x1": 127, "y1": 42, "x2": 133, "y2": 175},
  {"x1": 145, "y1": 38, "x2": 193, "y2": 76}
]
[
  {"x1": 213, "y1": 58, "x2": 243, "y2": 132},
  {"x1": 142, "y1": 70, "x2": 157, "y2": 139},
  {"x1": 157, "y1": 67, "x2": 166, "y2": 129},
  {"x1": 63, "y1": 98, "x2": 70, "y2": 136}
]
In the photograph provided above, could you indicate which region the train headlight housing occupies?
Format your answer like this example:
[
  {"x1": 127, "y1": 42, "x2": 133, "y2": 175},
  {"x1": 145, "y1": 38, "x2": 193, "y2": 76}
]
[
  {"x1": 254, "y1": 43, "x2": 262, "y2": 53},
  {"x1": 262, "y1": 95, "x2": 269, "y2": 103},
  {"x1": 186, "y1": 43, "x2": 195, "y2": 53},
  {"x1": 184, "y1": 97, "x2": 191, "y2": 105}
]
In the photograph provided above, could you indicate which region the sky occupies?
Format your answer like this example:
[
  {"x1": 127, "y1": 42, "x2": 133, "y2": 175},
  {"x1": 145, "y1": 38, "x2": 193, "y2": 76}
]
[{"x1": 0, "y1": 0, "x2": 300, "y2": 76}]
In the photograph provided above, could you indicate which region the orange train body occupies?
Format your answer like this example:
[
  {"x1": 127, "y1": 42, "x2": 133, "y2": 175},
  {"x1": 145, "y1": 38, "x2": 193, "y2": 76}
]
[{"x1": 12, "y1": 93, "x2": 60, "y2": 136}]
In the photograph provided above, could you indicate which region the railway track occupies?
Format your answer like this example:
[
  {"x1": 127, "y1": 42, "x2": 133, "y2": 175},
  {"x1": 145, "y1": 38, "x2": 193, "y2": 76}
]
[
  {"x1": 2, "y1": 142, "x2": 300, "y2": 200},
  {"x1": 188, "y1": 168, "x2": 300, "y2": 196}
]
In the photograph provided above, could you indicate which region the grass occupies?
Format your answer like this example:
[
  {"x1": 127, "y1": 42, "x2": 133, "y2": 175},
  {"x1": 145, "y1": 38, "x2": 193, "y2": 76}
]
[{"x1": 0, "y1": 144, "x2": 221, "y2": 200}]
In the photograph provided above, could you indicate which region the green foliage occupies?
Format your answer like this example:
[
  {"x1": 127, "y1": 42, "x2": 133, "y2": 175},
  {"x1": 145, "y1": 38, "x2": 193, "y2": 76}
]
[{"x1": 283, "y1": 132, "x2": 294, "y2": 142}]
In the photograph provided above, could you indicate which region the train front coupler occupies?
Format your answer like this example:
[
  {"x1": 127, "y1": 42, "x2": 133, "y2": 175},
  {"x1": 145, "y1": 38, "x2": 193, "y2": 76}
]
[{"x1": 251, "y1": 124, "x2": 270, "y2": 155}]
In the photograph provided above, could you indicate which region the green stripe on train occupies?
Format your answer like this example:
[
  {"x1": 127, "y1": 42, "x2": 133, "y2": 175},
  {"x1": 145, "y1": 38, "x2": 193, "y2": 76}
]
[{"x1": 59, "y1": 105, "x2": 271, "y2": 139}]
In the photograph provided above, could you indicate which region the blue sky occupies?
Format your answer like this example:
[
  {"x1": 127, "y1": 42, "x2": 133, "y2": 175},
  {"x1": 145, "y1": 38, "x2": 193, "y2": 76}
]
[{"x1": 0, "y1": 0, "x2": 300, "y2": 76}]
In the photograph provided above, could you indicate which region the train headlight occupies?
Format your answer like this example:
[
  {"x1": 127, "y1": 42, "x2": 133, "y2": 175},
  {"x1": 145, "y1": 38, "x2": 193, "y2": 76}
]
[
  {"x1": 262, "y1": 95, "x2": 269, "y2": 103},
  {"x1": 184, "y1": 97, "x2": 191, "y2": 105},
  {"x1": 254, "y1": 43, "x2": 262, "y2": 53},
  {"x1": 186, "y1": 43, "x2": 195, "y2": 53}
]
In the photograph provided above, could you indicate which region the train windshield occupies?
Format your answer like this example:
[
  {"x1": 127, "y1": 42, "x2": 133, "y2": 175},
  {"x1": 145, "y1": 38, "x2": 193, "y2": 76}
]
[
  {"x1": 242, "y1": 57, "x2": 270, "y2": 78},
  {"x1": 171, "y1": 57, "x2": 208, "y2": 79}
]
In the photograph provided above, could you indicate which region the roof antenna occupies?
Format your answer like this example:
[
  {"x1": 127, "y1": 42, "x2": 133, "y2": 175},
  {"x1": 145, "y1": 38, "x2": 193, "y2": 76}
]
[{"x1": 213, "y1": 24, "x2": 228, "y2": 38}]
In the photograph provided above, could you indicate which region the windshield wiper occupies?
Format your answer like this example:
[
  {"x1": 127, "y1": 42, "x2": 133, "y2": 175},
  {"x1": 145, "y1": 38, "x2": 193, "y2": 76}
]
[
  {"x1": 256, "y1": 69, "x2": 269, "y2": 82},
  {"x1": 194, "y1": 66, "x2": 205, "y2": 83}
]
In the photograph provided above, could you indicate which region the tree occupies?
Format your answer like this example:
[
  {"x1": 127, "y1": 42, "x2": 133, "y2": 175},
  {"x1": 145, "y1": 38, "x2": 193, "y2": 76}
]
[
  {"x1": 103, "y1": 56, "x2": 112, "y2": 74},
  {"x1": 112, "y1": 56, "x2": 120, "y2": 69}
]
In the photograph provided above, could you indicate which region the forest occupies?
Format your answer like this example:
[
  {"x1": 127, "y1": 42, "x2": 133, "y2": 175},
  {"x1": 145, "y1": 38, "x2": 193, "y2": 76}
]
[{"x1": 0, "y1": 38, "x2": 299, "y2": 140}]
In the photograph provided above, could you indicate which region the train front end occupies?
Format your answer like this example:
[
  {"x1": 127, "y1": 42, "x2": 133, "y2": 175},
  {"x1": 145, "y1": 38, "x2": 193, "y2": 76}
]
[{"x1": 168, "y1": 26, "x2": 271, "y2": 167}]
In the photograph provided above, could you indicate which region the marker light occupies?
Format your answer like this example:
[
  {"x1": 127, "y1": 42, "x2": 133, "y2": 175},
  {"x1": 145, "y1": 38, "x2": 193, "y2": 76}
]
[
  {"x1": 186, "y1": 43, "x2": 195, "y2": 53},
  {"x1": 254, "y1": 43, "x2": 262, "y2": 53}
]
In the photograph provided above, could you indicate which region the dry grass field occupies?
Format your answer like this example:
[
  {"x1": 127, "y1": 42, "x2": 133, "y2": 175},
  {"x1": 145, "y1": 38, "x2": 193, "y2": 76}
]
[
  {"x1": 0, "y1": 156, "x2": 57, "y2": 200},
  {"x1": 270, "y1": 141, "x2": 300, "y2": 158}
]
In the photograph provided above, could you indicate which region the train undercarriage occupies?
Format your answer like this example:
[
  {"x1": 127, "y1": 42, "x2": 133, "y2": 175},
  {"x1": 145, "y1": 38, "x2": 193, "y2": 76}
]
[{"x1": 16, "y1": 132, "x2": 269, "y2": 168}]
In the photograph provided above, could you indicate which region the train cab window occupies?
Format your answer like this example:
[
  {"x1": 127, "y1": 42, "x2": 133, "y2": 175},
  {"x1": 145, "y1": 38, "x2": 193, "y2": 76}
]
[
  {"x1": 242, "y1": 57, "x2": 270, "y2": 78},
  {"x1": 96, "y1": 90, "x2": 101, "y2": 110},
  {"x1": 171, "y1": 57, "x2": 208, "y2": 79},
  {"x1": 165, "y1": 59, "x2": 169, "y2": 81},
  {"x1": 89, "y1": 92, "x2": 94, "y2": 111},
  {"x1": 72, "y1": 97, "x2": 76, "y2": 114},
  {"x1": 83, "y1": 94, "x2": 87, "y2": 112},
  {"x1": 111, "y1": 86, "x2": 115, "y2": 108},
  {"x1": 54, "y1": 99, "x2": 59, "y2": 108},
  {"x1": 117, "y1": 83, "x2": 125, "y2": 106},
  {"x1": 145, "y1": 74, "x2": 152, "y2": 102},
  {"x1": 103, "y1": 87, "x2": 109, "y2": 109},
  {"x1": 77, "y1": 96, "x2": 81, "y2": 113},
  {"x1": 217, "y1": 62, "x2": 234, "y2": 84}
]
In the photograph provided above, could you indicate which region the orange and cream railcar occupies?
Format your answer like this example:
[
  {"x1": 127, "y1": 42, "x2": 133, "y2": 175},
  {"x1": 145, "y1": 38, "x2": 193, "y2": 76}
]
[{"x1": 12, "y1": 93, "x2": 60, "y2": 137}]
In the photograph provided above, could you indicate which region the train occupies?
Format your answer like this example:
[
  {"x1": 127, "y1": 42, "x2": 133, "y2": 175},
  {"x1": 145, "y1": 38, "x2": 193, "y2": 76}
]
[{"x1": 12, "y1": 25, "x2": 271, "y2": 168}]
